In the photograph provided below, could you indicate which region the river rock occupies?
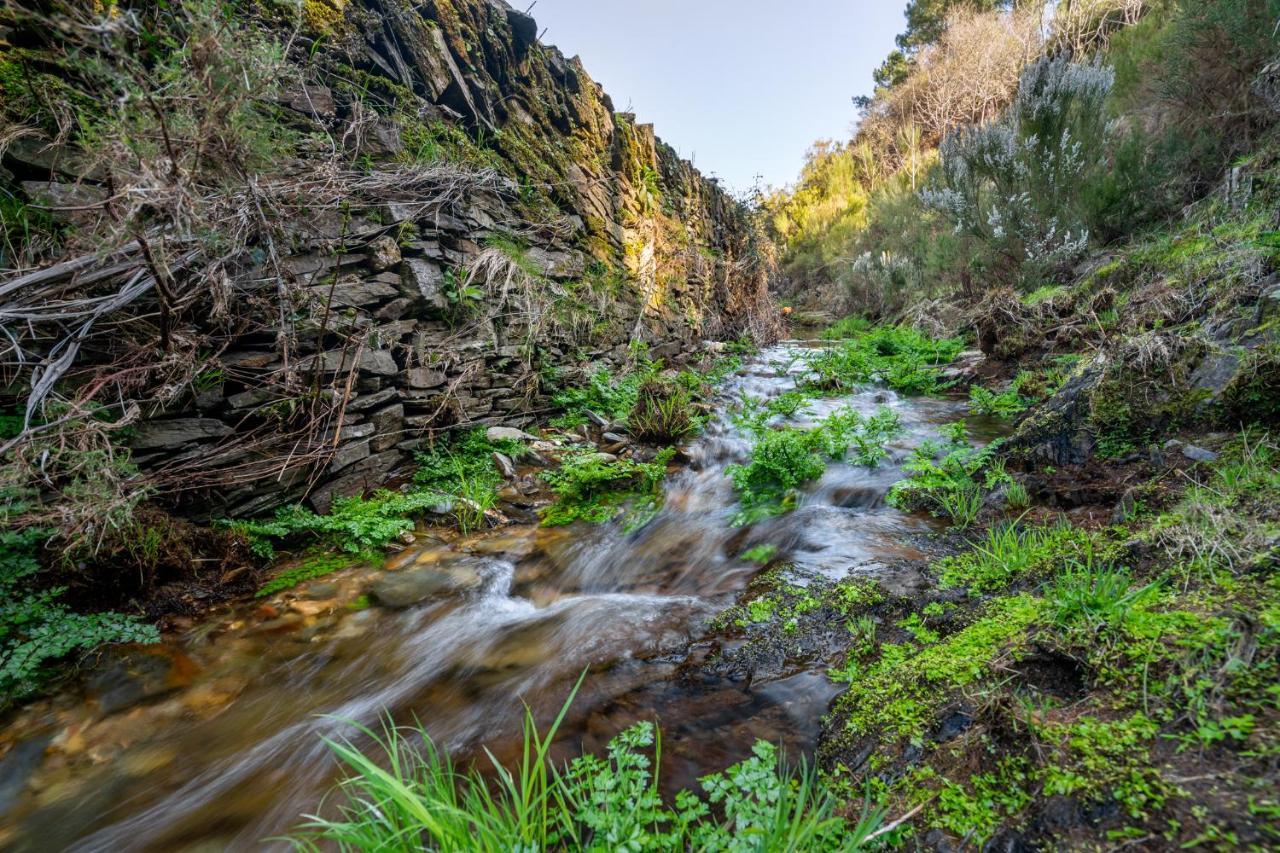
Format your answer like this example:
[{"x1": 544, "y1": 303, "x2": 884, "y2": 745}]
[
  {"x1": 367, "y1": 558, "x2": 488, "y2": 608},
  {"x1": 493, "y1": 451, "x2": 517, "y2": 479},
  {"x1": 368, "y1": 569, "x2": 456, "y2": 607},
  {"x1": 84, "y1": 646, "x2": 199, "y2": 715},
  {"x1": 486, "y1": 426, "x2": 535, "y2": 442}
]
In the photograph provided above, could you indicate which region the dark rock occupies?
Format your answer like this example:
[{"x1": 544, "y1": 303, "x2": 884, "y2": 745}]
[
  {"x1": 374, "y1": 296, "x2": 414, "y2": 322},
  {"x1": 309, "y1": 449, "x2": 404, "y2": 513},
  {"x1": 0, "y1": 735, "x2": 51, "y2": 816},
  {"x1": 306, "y1": 277, "x2": 399, "y2": 308},
  {"x1": 934, "y1": 707, "x2": 973, "y2": 743},
  {"x1": 286, "y1": 83, "x2": 336, "y2": 118},
  {"x1": 300, "y1": 348, "x2": 398, "y2": 376},
  {"x1": 346, "y1": 386, "x2": 399, "y2": 412},
  {"x1": 585, "y1": 409, "x2": 609, "y2": 428},
  {"x1": 369, "y1": 404, "x2": 405, "y2": 452},
  {"x1": 85, "y1": 645, "x2": 198, "y2": 715},
  {"x1": 132, "y1": 418, "x2": 234, "y2": 451},
  {"x1": 329, "y1": 439, "x2": 372, "y2": 472},
  {"x1": 493, "y1": 451, "x2": 517, "y2": 479}
]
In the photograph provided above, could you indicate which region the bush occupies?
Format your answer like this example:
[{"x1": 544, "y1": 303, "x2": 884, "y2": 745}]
[
  {"x1": 923, "y1": 55, "x2": 1115, "y2": 287},
  {"x1": 290, "y1": 683, "x2": 884, "y2": 851}
]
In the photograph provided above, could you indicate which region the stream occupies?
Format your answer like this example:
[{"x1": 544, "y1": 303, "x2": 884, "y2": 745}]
[{"x1": 2, "y1": 341, "x2": 987, "y2": 851}]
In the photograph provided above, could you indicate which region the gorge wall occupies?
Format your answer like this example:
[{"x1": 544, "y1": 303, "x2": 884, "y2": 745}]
[{"x1": 1, "y1": 0, "x2": 777, "y2": 518}]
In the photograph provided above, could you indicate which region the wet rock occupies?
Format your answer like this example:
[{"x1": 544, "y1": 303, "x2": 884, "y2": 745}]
[
  {"x1": 934, "y1": 707, "x2": 973, "y2": 743},
  {"x1": 0, "y1": 735, "x2": 51, "y2": 816},
  {"x1": 585, "y1": 410, "x2": 609, "y2": 428},
  {"x1": 301, "y1": 582, "x2": 340, "y2": 599},
  {"x1": 368, "y1": 569, "x2": 456, "y2": 608},
  {"x1": 493, "y1": 451, "x2": 517, "y2": 479},
  {"x1": 1182, "y1": 444, "x2": 1218, "y2": 463},
  {"x1": 367, "y1": 558, "x2": 488, "y2": 608},
  {"x1": 85, "y1": 646, "x2": 199, "y2": 715}
]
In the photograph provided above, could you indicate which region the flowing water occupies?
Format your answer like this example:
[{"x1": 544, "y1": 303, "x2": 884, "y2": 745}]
[{"x1": 2, "y1": 342, "x2": 989, "y2": 851}]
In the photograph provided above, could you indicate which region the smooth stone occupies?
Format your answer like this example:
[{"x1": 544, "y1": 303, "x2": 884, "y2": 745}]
[
  {"x1": 486, "y1": 426, "x2": 535, "y2": 442},
  {"x1": 1181, "y1": 444, "x2": 1218, "y2": 463}
]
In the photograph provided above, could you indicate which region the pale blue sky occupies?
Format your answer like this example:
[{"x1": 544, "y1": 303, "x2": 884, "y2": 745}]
[{"x1": 529, "y1": 1, "x2": 907, "y2": 193}]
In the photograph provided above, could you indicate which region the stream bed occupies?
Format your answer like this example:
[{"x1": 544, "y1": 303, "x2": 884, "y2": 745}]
[{"x1": 1, "y1": 342, "x2": 987, "y2": 851}]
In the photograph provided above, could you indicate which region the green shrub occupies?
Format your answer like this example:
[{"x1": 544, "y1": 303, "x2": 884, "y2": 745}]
[
  {"x1": 223, "y1": 490, "x2": 451, "y2": 561},
  {"x1": 256, "y1": 552, "x2": 356, "y2": 598},
  {"x1": 728, "y1": 407, "x2": 903, "y2": 523},
  {"x1": 923, "y1": 55, "x2": 1115, "y2": 287},
  {"x1": 540, "y1": 448, "x2": 674, "y2": 528},
  {"x1": 290, "y1": 683, "x2": 884, "y2": 851},
  {"x1": 727, "y1": 427, "x2": 829, "y2": 523}
]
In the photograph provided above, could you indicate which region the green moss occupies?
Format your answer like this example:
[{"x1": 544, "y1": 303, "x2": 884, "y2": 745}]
[
  {"x1": 834, "y1": 594, "x2": 1043, "y2": 747},
  {"x1": 256, "y1": 552, "x2": 355, "y2": 598}
]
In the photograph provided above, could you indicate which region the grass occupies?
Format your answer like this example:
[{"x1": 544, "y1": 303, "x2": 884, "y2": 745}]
[
  {"x1": 821, "y1": 431, "x2": 1280, "y2": 848},
  {"x1": 937, "y1": 521, "x2": 1089, "y2": 594},
  {"x1": 290, "y1": 679, "x2": 885, "y2": 851}
]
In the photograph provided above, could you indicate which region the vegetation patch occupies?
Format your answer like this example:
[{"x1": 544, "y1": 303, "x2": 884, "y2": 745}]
[
  {"x1": 292, "y1": 684, "x2": 885, "y2": 851},
  {"x1": 803, "y1": 325, "x2": 965, "y2": 396},
  {"x1": 540, "y1": 448, "x2": 674, "y2": 529}
]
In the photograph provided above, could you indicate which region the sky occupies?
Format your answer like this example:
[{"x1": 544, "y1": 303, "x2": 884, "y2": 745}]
[{"x1": 528, "y1": 1, "x2": 907, "y2": 194}]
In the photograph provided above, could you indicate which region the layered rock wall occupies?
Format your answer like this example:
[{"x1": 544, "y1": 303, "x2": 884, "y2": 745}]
[{"x1": 3, "y1": 0, "x2": 776, "y2": 517}]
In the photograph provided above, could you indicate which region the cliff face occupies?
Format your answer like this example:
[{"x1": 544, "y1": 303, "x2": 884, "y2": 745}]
[{"x1": 1, "y1": 0, "x2": 776, "y2": 517}]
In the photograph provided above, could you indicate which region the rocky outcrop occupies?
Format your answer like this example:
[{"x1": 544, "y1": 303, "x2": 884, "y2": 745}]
[{"x1": 1, "y1": 0, "x2": 778, "y2": 518}]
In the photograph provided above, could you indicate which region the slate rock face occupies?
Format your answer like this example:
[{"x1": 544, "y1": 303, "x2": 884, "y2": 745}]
[{"x1": 12, "y1": 0, "x2": 778, "y2": 520}]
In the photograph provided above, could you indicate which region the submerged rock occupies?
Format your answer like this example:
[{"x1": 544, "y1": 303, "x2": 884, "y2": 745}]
[{"x1": 367, "y1": 558, "x2": 489, "y2": 608}]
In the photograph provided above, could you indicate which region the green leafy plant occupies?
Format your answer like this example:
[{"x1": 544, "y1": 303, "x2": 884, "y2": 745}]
[
  {"x1": 290, "y1": 680, "x2": 885, "y2": 851},
  {"x1": 628, "y1": 379, "x2": 701, "y2": 443},
  {"x1": 540, "y1": 448, "x2": 674, "y2": 528},
  {"x1": 0, "y1": 516, "x2": 157, "y2": 702},
  {"x1": 804, "y1": 326, "x2": 963, "y2": 396},
  {"x1": 888, "y1": 428, "x2": 1001, "y2": 527}
]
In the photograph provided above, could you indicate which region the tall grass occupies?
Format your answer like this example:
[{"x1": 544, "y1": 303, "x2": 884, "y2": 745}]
[{"x1": 289, "y1": 680, "x2": 884, "y2": 851}]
